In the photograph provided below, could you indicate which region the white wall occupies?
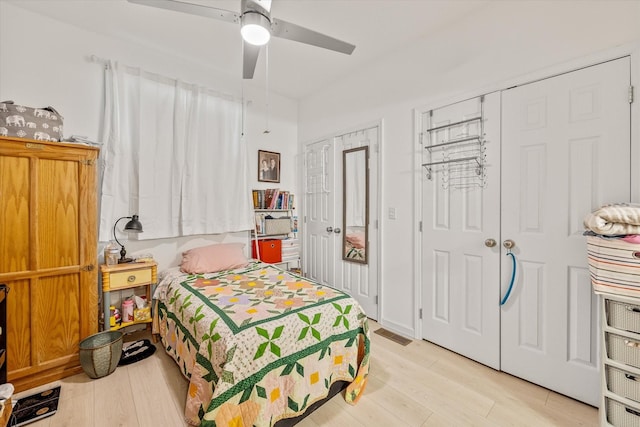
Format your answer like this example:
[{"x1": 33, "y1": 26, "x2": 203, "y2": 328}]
[
  {"x1": 298, "y1": 0, "x2": 640, "y2": 337},
  {"x1": 0, "y1": 2, "x2": 299, "y2": 271}
]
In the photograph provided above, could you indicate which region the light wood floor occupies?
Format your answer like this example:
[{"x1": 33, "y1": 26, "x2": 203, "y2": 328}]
[{"x1": 14, "y1": 321, "x2": 598, "y2": 426}]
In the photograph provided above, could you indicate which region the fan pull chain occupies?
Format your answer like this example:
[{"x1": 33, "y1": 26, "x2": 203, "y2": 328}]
[{"x1": 264, "y1": 44, "x2": 271, "y2": 134}]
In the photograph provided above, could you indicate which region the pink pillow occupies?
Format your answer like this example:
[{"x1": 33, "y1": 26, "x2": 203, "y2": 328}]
[
  {"x1": 180, "y1": 243, "x2": 249, "y2": 274},
  {"x1": 346, "y1": 233, "x2": 365, "y2": 249}
]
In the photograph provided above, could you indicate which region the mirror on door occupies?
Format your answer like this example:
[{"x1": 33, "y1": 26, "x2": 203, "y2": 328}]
[{"x1": 342, "y1": 146, "x2": 369, "y2": 263}]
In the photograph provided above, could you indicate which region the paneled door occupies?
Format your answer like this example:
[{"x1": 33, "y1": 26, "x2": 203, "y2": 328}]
[
  {"x1": 500, "y1": 57, "x2": 631, "y2": 406},
  {"x1": 304, "y1": 126, "x2": 380, "y2": 319},
  {"x1": 421, "y1": 93, "x2": 502, "y2": 369},
  {"x1": 333, "y1": 128, "x2": 379, "y2": 317},
  {"x1": 421, "y1": 57, "x2": 631, "y2": 406},
  {"x1": 303, "y1": 139, "x2": 335, "y2": 288}
]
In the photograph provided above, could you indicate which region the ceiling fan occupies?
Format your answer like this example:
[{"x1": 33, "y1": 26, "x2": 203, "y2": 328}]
[{"x1": 127, "y1": 0, "x2": 356, "y2": 79}]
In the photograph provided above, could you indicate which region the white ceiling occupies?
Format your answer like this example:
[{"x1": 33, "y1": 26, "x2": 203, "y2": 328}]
[{"x1": 8, "y1": 0, "x2": 490, "y2": 100}]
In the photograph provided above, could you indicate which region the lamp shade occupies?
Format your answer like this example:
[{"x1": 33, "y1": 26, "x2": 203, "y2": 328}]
[
  {"x1": 241, "y1": 11, "x2": 271, "y2": 46},
  {"x1": 123, "y1": 215, "x2": 143, "y2": 233},
  {"x1": 112, "y1": 214, "x2": 143, "y2": 263}
]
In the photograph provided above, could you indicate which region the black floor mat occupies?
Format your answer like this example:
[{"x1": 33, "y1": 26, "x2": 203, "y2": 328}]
[{"x1": 119, "y1": 339, "x2": 156, "y2": 366}]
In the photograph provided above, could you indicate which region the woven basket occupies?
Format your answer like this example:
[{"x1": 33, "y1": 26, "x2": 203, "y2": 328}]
[
  {"x1": 605, "y1": 365, "x2": 640, "y2": 403},
  {"x1": 606, "y1": 397, "x2": 640, "y2": 426},
  {"x1": 265, "y1": 218, "x2": 291, "y2": 235},
  {"x1": 606, "y1": 298, "x2": 640, "y2": 333},
  {"x1": 79, "y1": 330, "x2": 123, "y2": 379},
  {"x1": 606, "y1": 333, "x2": 640, "y2": 369}
]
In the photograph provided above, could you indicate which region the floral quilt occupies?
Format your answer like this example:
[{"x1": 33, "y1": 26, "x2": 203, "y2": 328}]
[{"x1": 154, "y1": 261, "x2": 370, "y2": 426}]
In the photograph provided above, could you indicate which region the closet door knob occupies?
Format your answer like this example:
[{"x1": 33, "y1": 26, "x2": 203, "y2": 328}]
[
  {"x1": 484, "y1": 238, "x2": 497, "y2": 248},
  {"x1": 326, "y1": 226, "x2": 333, "y2": 232},
  {"x1": 503, "y1": 239, "x2": 516, "y2": 250},
  {"x1": 334, "y1": 228, "x2": 341, "y2": 234}
]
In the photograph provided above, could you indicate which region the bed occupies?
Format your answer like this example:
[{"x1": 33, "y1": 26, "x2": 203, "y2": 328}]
[{"x1": 153, "y1": 254, "x2": 370, "y2": 427}]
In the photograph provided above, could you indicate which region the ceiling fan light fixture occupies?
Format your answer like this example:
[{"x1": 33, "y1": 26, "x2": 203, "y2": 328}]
[{"x1": 241, "y1": 11, "x2": 271, "y2": 46}]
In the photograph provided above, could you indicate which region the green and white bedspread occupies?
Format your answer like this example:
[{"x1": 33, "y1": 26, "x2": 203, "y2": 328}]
[{"x1": 154, "y1": 261, "x2": 370, "y2": 426}]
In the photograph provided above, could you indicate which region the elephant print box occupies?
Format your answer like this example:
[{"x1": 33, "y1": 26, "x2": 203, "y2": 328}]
[{"x1": 0, "y1": 101, "x2": 63, "y2": 142}]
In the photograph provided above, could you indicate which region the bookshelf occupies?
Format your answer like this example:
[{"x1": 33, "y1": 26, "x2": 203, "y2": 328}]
[
  {"x1": 251, "y1": 189, "x2": 300, "y2": 272},
  {"x1": 252, "y1": 188, "x2": 294, "y2": 211}
]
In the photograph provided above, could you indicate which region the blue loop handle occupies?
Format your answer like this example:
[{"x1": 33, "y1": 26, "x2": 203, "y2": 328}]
[{"x1": 500, "y1": 252, "x2": 516, "y2": 306}]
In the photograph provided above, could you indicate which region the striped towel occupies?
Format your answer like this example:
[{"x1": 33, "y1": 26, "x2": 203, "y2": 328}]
[{"x1": 583, "y1": 204, "x2": 640, "y2": 236}]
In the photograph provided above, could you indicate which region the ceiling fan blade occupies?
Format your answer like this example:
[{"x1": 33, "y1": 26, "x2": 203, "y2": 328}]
[
  {"x1": 243, "y1": 42, "x2": 261, "y2": 79},
  {"x1": 127, "y1": 0, "x2": 239, "y2": 24},
  {"x1": 271, "y1": 18, "x2": 355, "y2": 55}
]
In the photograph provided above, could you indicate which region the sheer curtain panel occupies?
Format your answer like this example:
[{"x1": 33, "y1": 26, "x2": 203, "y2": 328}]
[{"x1": 99, "y1": 61, "x2": 252, "y2": 241}]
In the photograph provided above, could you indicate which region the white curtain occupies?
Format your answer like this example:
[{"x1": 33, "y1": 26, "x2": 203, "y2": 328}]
[{"x1": 99, "y1": 61, "x2": 253, "y2": 241}]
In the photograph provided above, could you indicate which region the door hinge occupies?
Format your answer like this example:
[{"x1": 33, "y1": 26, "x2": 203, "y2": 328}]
[
  {"x1": 80, "y1": 159, "x2": 95, "y2": 166},
  {"x1": 375, "y1": 295, "x2": 378, "y2": 305},
  {"x1": 419, "y1": 308, "x2": 423, "y2": 319},
  {"x1": 630, "y1": 85, "x2": 634, "y2": 104},
  {"x1": 304, "y1": 216, "x2": 307, "y2": 224},
  {"x1": 419, "y1": 221, "x2": 422, "y2": 232},
  {"x1": 375, "y1": 219, "x2": 378, "y2": 229}
]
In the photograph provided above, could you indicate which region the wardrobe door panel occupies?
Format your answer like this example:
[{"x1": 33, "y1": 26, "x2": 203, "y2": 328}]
[
  {"x1": 0, "y1": 155, "x2": 30, "y2": 273},
  {"x1": 34, "y1": 274, "x2": 80, "y2": 364},
  {"x1": 37, "y1": 159, "x2": 80, "y2": 269},
  {"x1": 6, "y1": 279, "x2": 32, "y2": 373}
]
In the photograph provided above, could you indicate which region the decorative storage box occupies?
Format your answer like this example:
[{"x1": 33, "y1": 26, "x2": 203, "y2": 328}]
[
  {"x1": 265, "y1": 217, "x2": 291, "y2": 235},
  {"x1": 281, "y1": 238, "x2": 300, "y2": 262},
  {"x1": 0, "y1": 101, "x2": 64, "y2": 141},
  {"x1": 587, "y1": 236, "x2": 640, "y2": 297},
  {"x1": 252, "y1": 239, "x2": 282, "y2": 263}
]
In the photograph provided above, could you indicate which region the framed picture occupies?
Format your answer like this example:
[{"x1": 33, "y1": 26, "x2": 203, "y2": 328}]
[{"x1": 258, "y1": 150, "x2": 280, "y2": 183}]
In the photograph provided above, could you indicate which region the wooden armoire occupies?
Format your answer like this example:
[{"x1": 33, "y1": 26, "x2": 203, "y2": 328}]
[{"x1": 0, "y1": 136, "x2": 99, "y2": 392}]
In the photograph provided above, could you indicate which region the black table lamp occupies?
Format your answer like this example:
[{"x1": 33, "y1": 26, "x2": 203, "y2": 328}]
[{"x1": 113, "y1": 214, "x2": 143, "y2": 263}]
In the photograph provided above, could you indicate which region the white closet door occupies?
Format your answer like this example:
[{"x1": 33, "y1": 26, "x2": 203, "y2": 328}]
[
  {"x1": 501, "y1": 57, "x2": 631, "y2": 406},
  {"x1": 304, "y1": 128, "x2": 381, "y2": 320},
  {"x1": 335, "y1": 127, "x2": 379, "y2": 318},
  {"x1": 303, "y1": 139, "x2": 335, "y2": 287},
  {"x1": 421, "y1": 93, "x2": 502, "y2": 369}
]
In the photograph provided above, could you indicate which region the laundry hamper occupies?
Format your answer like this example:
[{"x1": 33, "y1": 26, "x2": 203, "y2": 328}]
[
  {"x1": 79, "y1": 330, "x2": 123, "y2": 379},
  {"x1": 586, "y1": 235, "x2": 640, "y2": 297}
]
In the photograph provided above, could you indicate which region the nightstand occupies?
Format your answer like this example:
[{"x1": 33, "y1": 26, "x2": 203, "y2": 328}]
[{"x1": 101, "y1": 261, "x2": 157, "y2": 332}]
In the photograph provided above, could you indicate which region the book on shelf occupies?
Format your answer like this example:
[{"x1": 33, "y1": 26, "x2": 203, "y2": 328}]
[{"x1": 251, "y1": 189, "x2": 294, "y2": 210}]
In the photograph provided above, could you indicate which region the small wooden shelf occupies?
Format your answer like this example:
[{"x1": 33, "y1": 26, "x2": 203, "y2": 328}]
[
  {"x1": 109, "y1": 318, "x2": 152, "y2": 331},
  {"x1": 101, "y1": 261, "x2": 157, "y2": 332}
]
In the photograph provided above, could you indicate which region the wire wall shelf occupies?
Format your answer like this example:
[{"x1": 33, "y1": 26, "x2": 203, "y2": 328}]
[{"x1": 422, "y1": 97, "x2": 487, "y2": 189}]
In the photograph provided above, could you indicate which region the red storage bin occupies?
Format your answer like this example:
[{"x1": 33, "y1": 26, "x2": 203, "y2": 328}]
[{"x1": 252, "y1": 239, "x2": 282, "y2": 263}]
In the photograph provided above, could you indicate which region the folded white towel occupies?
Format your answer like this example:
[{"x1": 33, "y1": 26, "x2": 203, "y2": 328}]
[{"x1": 584, "y1": 203, "x2": 640, "y2": 235}]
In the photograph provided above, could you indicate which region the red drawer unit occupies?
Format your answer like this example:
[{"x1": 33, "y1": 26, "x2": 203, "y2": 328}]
[{"x1": 252, "y1": 239, "x2": 282, "y2": 263}]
